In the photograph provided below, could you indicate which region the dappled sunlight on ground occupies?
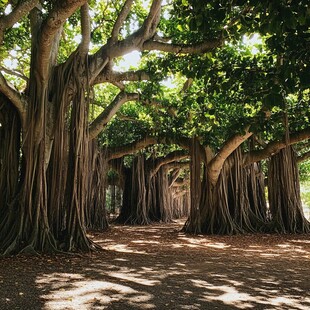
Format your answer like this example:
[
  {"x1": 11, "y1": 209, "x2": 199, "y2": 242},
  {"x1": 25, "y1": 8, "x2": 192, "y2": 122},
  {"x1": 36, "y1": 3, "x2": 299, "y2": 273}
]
[
  {"x1": 1, "y1": 220, "x2": 310, "y2": 309},
  {"x1": 36, "y1": 273, "x2": 155, "y2": 309}
]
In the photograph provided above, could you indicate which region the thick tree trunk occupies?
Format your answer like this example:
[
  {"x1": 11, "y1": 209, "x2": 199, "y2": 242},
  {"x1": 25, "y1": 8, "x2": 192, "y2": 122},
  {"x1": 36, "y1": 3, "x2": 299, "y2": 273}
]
[
  {"x1": 62, "y1": 57, "x2": 97, "y2": 251},
  {"x1": 246, "y1": 162, "x2": 268, "y2": 224},
  {"x1": 183, "y1": 138, "x2": 202, "y2": 233},
  {"x1": 0, "y1": 79, "x2": 58, "y2": 254},
  {"x1": 268, "y1": 146, "x2": 310, "y2": 233},
  {"x1": 148, "y1": 167, "x2": 173, "y2": 223},
  {"x1": 171, "y1": 191, "x2": 190, "y2": 219},
  {"x1": 117, "y1": 155, "x2": 150, "y2": 225},
  {"x1": 85, "y1": 141, "x2": 108, "y2": 231},
  {"x1": 198, "y1": 166, "x2": 239, "y2": 234},
  {"x1": 116, "y1": 167, "x2": 134, "y2": 224},
  {"x1": 227, "y1": 148, "x2": 268, "y2": 232},
  {"x1": 0, "y1": 99, "x2": 23, "y2": 253},
  {"x1": 0, "y1": 99, "x2": 20, "y2": 212},
  {"x1": 117, "y1": 154, "x2": 177, "y2": 225}
]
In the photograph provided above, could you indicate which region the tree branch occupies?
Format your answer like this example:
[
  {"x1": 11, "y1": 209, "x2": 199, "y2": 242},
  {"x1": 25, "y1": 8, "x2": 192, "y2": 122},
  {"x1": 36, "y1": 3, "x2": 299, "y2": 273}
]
[
  {"x1": 79, "y1": 3, "x2": 91, "y2": 56},
  {"x1": 243, "y1": 128, "x2": 310, "y2": 166},
  {"x1": 89, "y1": 91, "x2": 139, "y2": 140},
  {"x1": 164, "y1": 161, "x2": 190, "y2": 171},
  {"x1": 107, "y1": 136, "x2": 159, "y2": 160},
  {"x1": 0, "y1": 66, "x2": 29, "y2": 82},
  {"x1": 141, "y1": 0, "x2": 162, "y2": 38},
  {"x1": 0, "y1": 72, "x2": 25, "y2": 113},
  {"x1": 0, "y1": 0, "x2": 39, "y2": 44},
  {"x1": 37, "y1": 0, "x2": 87, "y2": 80},
  {"x1": 168, "y1": 168, "x2": 181, "y2": 187},
  {"x1": 93, "y1": 69, "x2": 150, "y2": 85},
  {"x1": 143, "y1": 98, "x2": 177, "y2": 117},
  {"x1": 150, "y1": 150, "x2": 189, "y2": 177},
  {"x1": 142, "y1": 38, "x2": 223, "y2": 54},
  {"x1": 172, "y1": 189, "x2": 189, "y2": 198},
  {"x1": 208, "y1": 126, "x2": 252, "y2": 185},
  {"x1": 111, "y1": 0, "x2": 134, "y2": 42},
  {"x1": 106, "y1": 134, "x2": 193, "y2": 161},
  {"x1": 89, "y1": 0, "x2": 162, "y2": 81},
  {"x1": 0, "y1": 72, "x2": 27, "y2": 124},
  {"x1": 297, "y1": 150, "x2": 310, "y2": 163}
]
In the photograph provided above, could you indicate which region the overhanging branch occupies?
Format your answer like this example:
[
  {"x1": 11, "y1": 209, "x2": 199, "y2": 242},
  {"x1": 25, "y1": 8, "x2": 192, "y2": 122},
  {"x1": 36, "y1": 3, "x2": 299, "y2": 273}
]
[
  {"x1": 142, "y1": 38, "x2": 223, "y2": 54},
  {"x1": 106, "y1": 136, "x2": 159, "y2": 160},
  {"x1": 93, "y1": 70, "x2": 150, "y2": 85},
  {"x1": 297, "y1": 150, "x2": 310, "y2": 163},
  {"x1": 150, "y1": 150, "x2": 189, "y2": 177},
  {"x1": 79, "y1": 3, "x2": 91, "y2": 56},
  {"x1": 0, "y1": 72, "x2": 26, "y2": 119},
  {"x1": 0, "y1": 0, "x2": 38, "y2": 44},
  {"x1": 89, "y1": 91, "x2": 139, "y2": 140},
  {"x1": 208, "y1": 126, "x2": 252, "y2": 185},
  {"x1": 111, "y1": 0, "x2": 134, "y2": 42},
  {"x1": 37, "y1": 0, "x2": 87, "y2": 80},
  {"x1": 243, "y1": 128, "x2": 310, "y2": 166}
]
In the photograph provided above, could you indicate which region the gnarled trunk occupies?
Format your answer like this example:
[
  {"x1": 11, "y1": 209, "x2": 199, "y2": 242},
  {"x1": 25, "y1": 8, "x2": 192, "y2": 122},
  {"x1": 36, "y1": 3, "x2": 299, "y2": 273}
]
[
  {"x1": 148, "y1": 166, "x2": 173, "y2": 223},
  {"x1": 0, "y1": 78, "x2": 57, "y2": 255},
  {"x1": 199, "y1": 164, "x2": 239, "y2": 234},
  {"x1": 183, "y1": 138, "x2": 202, "y2": 233},
  {"x1": 268, "y1": 146, "x2": 310, "y2": 233},
  {"x1": 85, "y1": 141, "x2": 108, "y2": 231},
  {"x1": 227, "y1": 148, "x2": 268, "y2": 232},
  {"x1": 117, "y1": 155, "x2": 150, "y2": 225},
  {"x1": 0, "y1": 98, "x2": 20, "y2": 212}
]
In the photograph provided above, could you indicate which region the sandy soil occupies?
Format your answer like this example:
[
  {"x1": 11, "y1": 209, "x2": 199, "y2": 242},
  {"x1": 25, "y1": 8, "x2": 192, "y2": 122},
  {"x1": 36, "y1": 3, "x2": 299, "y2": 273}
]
[{"x1": 1, "y1": 220, "x2": 310, "y2": 309}]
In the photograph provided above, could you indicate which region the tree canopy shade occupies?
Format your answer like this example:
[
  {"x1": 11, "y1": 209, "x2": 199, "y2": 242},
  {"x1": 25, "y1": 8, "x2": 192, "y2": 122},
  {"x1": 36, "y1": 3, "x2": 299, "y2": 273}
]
[{"x1": 0, "y1": 0, "x2": 310, "y2": 255}]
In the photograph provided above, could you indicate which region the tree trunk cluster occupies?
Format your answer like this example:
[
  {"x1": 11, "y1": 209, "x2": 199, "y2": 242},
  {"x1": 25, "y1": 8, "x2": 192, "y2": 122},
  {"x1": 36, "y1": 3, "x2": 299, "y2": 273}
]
[
  {"x1": 185, "y1": 142, "x2": 310, "y2": 235},
  {"x1": 116, "y1": 154, "x2": 190, "y2": 225}
]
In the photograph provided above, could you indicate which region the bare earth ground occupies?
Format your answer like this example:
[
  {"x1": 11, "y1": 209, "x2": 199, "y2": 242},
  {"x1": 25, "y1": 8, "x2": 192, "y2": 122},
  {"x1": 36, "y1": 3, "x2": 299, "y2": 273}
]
[{"x1": 0, "y1": 220, "x2": 310, "y2": 310}]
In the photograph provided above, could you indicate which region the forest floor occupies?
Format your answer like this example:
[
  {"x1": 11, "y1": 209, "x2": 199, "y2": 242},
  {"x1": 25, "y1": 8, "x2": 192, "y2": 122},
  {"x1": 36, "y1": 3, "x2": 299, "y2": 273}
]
[{"x1": 1, "y1": 220, "x2": 310, "y2": 310}]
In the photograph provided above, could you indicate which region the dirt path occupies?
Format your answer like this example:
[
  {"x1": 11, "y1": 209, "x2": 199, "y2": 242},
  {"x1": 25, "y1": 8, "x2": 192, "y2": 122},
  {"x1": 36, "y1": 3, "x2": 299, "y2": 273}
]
[{"x1": 1, "y1": 220, "x2": 310, "y2": 309}]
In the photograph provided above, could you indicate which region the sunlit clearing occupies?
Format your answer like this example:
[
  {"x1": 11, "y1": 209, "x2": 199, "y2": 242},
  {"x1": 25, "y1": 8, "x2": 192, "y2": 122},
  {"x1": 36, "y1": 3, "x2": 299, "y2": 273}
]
[
  {"x1": 192, "y1": 279, "x2": 310, "y2": 309},
  {"x1": 36, "y1": 273, "x2": 155, "y2": 310},
  {"x1": 177, "y1": 236, "x2": 230, "y2": 249},
  {"x1": 292, "y1": 239, "x2": 310, "y2": 244},
  {"x1": 107, "y1": 271, "x2": 160, "y2": 286},
  {"x1": 132, "y1": 240, "x2": 160, "y2": 244},
  {"x1": 104, "y1": 243, "x2": 148, "y2": 254},
  {"x1": 114, "y1": 51, "x2": 141, "y2": 71}
]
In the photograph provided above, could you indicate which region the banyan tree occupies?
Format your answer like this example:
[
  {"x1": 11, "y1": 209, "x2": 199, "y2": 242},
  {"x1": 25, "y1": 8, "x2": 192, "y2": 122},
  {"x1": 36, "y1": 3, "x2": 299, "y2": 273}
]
[
  {"x1": 184, "y1": 129, "x2": 310, "y2": 235},
  {"x1": 115, "y1": 150, "x2": 189, "y2": 225},
  {"x1": 0, "y1": 0, "x2": 224, "y2": 254},
  {"x1": 0, "y1": 0, "x2": 309, "y2": 255}
]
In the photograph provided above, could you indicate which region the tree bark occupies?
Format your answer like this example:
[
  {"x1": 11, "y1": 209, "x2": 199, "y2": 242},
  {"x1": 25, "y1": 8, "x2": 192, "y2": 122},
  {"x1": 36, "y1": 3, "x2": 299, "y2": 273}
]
[{"x1": 268, "y1": 146, "x2": 310, "y2": 233}]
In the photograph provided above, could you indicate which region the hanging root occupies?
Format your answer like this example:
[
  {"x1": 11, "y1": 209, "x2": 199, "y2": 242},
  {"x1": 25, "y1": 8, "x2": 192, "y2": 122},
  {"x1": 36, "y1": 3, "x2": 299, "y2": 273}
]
[{"x1": 268, "y1": 146, "x2": 310, "y2": 233}]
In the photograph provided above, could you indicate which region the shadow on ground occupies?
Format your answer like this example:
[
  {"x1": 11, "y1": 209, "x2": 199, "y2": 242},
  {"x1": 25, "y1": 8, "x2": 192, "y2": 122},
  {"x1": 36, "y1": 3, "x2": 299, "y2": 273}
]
[{"x1": 1, "y1": 220, "x2": 310, "y2": 309}]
